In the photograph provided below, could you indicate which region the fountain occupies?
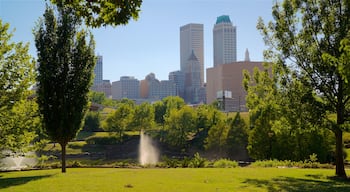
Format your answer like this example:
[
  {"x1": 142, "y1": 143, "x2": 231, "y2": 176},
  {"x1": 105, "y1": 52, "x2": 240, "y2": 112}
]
[
  {"x1": 139, "y1": 130, "x2": 159, "y2": 165},
  {"x1": 0, "y1": 151, "x2": 37, "y2": 171}
]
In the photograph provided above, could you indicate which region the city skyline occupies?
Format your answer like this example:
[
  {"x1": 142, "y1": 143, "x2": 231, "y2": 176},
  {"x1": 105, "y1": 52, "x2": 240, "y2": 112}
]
[{"x1": 0, "y1": 0, "x2": 274, "y2": 82}]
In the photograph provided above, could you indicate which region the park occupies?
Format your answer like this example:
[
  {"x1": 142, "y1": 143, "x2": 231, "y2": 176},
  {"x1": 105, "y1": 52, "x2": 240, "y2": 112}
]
[{"x1": 1, "y1": 0, "x2": 350, "y2": 191}]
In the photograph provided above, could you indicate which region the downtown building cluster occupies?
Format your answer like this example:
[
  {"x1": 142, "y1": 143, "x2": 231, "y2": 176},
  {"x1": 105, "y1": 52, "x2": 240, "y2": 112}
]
[{"x1": 92, "y1": 15, "x2": 264, "y2": 111}]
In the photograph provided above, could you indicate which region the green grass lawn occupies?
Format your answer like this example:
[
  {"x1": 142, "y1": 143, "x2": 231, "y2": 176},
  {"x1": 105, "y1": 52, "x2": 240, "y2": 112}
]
[{"x1": 1, "y1": 168, "x2": 350, "y2": 192}]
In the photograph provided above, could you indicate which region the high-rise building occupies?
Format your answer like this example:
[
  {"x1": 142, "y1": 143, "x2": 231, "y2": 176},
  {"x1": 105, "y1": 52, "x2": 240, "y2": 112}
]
[
  {"x1": 111, "y1": 76, "x2": 140, "y2": 100},
  {"x1": 213, "y1": 15, "x2": 237, "y2": 67},
  {"x1": 93, "y1": 55, "x2": 103, "y2": 85},
  {"x1": 180, "y1": 23, "x2": 204, "y2": 86},
  {"x1": 184, "y1": 51, "x2": 201, "y2": 104},
  {"x1": 169, "y1": 70, "x2": 185, "y2": 98}
]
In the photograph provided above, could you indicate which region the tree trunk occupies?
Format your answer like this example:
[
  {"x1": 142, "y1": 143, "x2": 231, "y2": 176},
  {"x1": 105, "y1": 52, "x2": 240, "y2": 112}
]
[
  {"x1": 60, "y1": 142, "x2": 67, "y2": 173},
  {"x1": 335, "y1": 80, "x2": 347, "y2": 178},
  {"x1": 335, "y1": 128, "x2": 346, "y2": 178}
]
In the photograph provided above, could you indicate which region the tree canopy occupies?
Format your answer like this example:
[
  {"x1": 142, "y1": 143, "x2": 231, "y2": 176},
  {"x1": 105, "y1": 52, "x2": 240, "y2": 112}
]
[{"x1": 51, "y1": 0, "x2": 143, "y2": 28}]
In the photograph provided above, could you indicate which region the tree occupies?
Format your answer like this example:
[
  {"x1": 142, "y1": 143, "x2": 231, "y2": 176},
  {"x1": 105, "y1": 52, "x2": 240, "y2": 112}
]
[
  {"x1": 194, "y1": 105, "x2": 222, "y2": 149},
  {"x1": 205, "y1": 111, "x2": 229, "y2": 155},
  {"x1": 90, "y1": 91, "x2": 106, "y2": 104},
  {"x1": 133, "y1": 102, "x2": 155, "y2": 132},
  {"x1": 258, "y1": 0, "x2": 350, "y2": 177},
  {"x1": 0, "y1": 19, "x2": 37, "y2": 154},
  {"x1": 102, "y1": 103, "x2": 134, "y2": 141},
  {"x1": 243, "y1": 66, "x2": 279, "y2": 160},
  {"x1": 226, "y1": 112, "x2": 248, "y2": 159},
  {"x1": 34, "y1": 6, "x2": 96, "y2": 173},
  {"x1": 164, "y1": 106, "x2": 197, "y2": 151},
  {"x1": 51, "y1": 0, "x2": 143, "y2": 28},
  {"x1": 84, "y1": 111, "x2": 100, "y2": 131}
]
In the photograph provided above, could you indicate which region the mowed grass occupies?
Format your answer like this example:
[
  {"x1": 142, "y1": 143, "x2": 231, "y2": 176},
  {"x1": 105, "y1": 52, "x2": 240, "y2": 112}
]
[{"x1": 1, "y1": 168, "x2": 350, "y2": 192}]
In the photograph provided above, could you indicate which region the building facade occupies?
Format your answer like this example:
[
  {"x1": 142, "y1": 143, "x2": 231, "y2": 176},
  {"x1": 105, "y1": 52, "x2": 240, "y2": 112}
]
[
  {"x1": 92, "y1": 80, "x2": 112, "y2": 98},
  {"x1": 213, "y1": 15, "x2": 237, "y2": 67},
  {"x1": 180, "y1": 23, "x2": 204, "y2": 86},
  {"x1": 169, "y1": 70, "x2": 185, "y2": 98},
  {"x1": 206, "y1": 61, "x2": 264, "y2": 111},
  {"x1": 93, "y1": 55, "x2": 103, "y2": 86},
  {"x1": 140, "y1": 73, "x2": 177, "y2": 100},
  {"x1": 111, "y1": 76, "x2": 140, "y2": 100},
  {"x1": 184, "y1": 51, "x2": 202, "y2": 104}
]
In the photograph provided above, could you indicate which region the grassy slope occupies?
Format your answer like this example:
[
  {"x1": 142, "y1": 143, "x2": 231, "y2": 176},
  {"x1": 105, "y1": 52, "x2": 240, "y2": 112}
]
[{"x1": 1, "y1": 168, "x2": 349, "y2": 192}]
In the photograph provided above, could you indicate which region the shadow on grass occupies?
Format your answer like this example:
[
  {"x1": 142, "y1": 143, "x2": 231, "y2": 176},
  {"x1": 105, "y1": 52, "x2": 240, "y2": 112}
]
[
  {"x1": 243, "y1": 174, "x2": 350, "y2": 192},
  {"x1": 0, "y1": 174, "x2": 53, "y2": 189}
]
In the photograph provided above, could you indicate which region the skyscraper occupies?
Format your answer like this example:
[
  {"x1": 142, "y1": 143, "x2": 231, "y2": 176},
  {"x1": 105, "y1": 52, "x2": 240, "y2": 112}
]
[
  {"x1": 93, "y1": 55, "x2": 103, "y2": 85},
  {"x1": 184, "y1": 51, "x2": 201, "y2": 104},
  {"x1": 213, "y1": 15, "x2": 237, "y2": 66},
  {"x1": 180, "y1": 23, "x2": 204, "y2": 86}
]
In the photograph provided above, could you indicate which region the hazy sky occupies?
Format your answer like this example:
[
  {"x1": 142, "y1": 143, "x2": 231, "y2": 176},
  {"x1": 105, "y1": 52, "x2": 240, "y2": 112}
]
[{"x1": 0, "y1": 0, "x2": 274, "y2": 82}]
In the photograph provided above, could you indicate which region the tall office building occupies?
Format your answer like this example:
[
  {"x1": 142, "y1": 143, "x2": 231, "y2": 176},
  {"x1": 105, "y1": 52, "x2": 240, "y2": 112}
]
[
  {"x1": 213, "y1": 15, "x2": 237, "y2": 66},
  {"x1": 169, "y1": 70, "x2": 185, "y2": 98},
  {"x1": 93, "y1": 55, "x2": 103, "y2": 85},
  {"x1": 184, "y1": 51, "x2": 201, "y2": 104},
  {"x1": 180, "y1": 23, "x2": 204, "y2": 86}
]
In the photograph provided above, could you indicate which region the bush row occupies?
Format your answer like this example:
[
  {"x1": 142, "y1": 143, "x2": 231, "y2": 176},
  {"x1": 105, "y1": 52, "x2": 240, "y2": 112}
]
[{"x1": 250, "y1": 159, "x2": 334, "y2": 169}]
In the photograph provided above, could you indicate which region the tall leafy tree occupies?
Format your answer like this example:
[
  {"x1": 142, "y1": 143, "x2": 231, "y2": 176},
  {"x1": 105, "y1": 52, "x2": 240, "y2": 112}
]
[
  {"x1": 0, "y1": 20, "x2": 37, "y2": 154},
  {"x1": 257, "y1": 0, "x2": 350, "y2": 177},
  {"x1": 34, "y1": 6, "x2": 96, "y2": 173},
  {"x1": 51, "y1": 0, "x2": 143, "y2": 27}
]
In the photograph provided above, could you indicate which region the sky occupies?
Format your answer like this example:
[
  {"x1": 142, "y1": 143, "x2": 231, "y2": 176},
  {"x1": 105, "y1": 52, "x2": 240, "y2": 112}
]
[{"x1": 0, "y1": 0, "x2": 274, "y2": 82}]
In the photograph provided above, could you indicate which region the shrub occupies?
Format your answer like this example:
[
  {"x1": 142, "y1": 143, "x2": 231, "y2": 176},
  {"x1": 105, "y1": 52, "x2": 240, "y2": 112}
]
[
  {"x1": 189, "y1": 153, "x2": 207, "y2": 168},
  {"x1": 86, "y1": 136, "x2": 119, "y2": 145},
  {"x1": 213, "y1": 159, "x2": 238, "y2": 168},
  {"x1": 161, "y1": 156, "x2": 180, "y2": 168}
]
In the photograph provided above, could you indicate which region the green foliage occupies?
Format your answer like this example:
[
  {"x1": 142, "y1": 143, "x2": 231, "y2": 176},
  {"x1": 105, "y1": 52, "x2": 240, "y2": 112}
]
[
  {"x1": 258, "y1": 0, "x2": 350, "y2": 177},
  {"x1": 0, "y1": 20, "x2": 38, "y2": 154},
  {"x1": 164, "y1": 105, "x2": 197, "y2": 150},
  {"x1": 0, "y1": 20, "x2": 35, "y2": 111},
  {"x1": 51, "y1": 0, "x2": 143, "y2": 28},
  {"x1": 34, "y1": 6, "x2": 96, "y2": 172},
  {"x1": 102, "y1": 102, "x2": 134, "y2": 141},
  {"x1": 84, "y1": 111, "x2": 100, "y2": 131},
  {"x1": 0, "y1": 99, "x2": 41, "y2": 154},
  {"x1": 132, "y1": 102, "x2": 155, "y2": 131},
  {"x1": 85, "y1": 135, "x2": 120, "y2": 145},
  {"x1": 226, "y1": 112, "x2": 248, "y2": 157},
  {"x1": 213, "y1": 159, "x2": 238, "y2": 168},
  {"x1": 205, "y1": 112, "x2": 229, "y2": 152},
  {"x1": 194, "y1": 105, "x2": 221, "y2": 149},
  {"x1": 89, "y1": 91, "x2": 106, "y2": 104},
  {"x1": 189, "y1": 153, "x2": 207, "y2": 168}
]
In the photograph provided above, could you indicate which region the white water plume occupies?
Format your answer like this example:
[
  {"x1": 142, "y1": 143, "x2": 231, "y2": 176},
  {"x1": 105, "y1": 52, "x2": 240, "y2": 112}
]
[{"x1": 139, "y1": 130, "x2": 159, "y2": 165}]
